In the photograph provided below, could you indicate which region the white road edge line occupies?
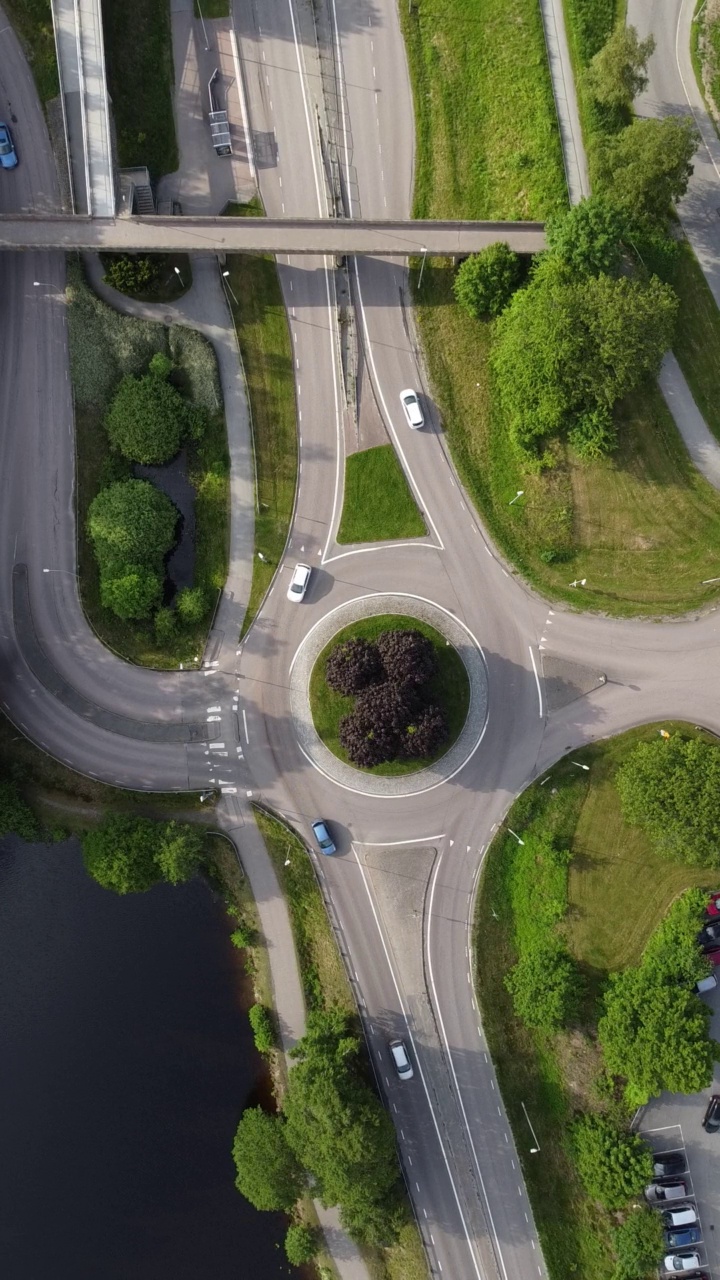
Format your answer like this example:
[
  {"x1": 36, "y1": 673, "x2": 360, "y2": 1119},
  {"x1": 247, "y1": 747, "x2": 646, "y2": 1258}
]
[
  {"x1": 350, "y1": 842, "x2": 485, "y2": 1280},
  {"x1": 529, "y1": 645, "x2": 543, "y2": 718}
]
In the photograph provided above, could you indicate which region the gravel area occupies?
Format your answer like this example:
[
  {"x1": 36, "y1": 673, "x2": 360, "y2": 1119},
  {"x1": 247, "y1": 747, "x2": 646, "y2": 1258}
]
[{"x1": 289, "y1": 593, "x2": 489, "y2": 797}]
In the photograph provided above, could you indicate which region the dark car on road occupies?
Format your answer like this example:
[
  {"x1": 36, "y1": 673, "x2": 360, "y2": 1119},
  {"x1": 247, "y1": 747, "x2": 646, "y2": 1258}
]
[
  {"x1": 702, "y1": 1095, "x2": 720, "y2": 1133},
  {"x1": 654, "y1": 1152, "x2": 686, "y2": 1178},
  {"x1": 645, "y1": 1180, "x2": 688, "y2": 1204},
  {"x1": 664, "y1": 1227, "x2": 702, "y2": 1249}
]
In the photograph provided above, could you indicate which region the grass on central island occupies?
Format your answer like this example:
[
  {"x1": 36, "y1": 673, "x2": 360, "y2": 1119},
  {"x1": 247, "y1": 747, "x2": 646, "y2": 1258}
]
[
  {"x1": 337, "y1": 444, "x2": 426, "y2": 543},
  {"x1": 310, "y1": 615, "x2": 470, "y2": 776}
]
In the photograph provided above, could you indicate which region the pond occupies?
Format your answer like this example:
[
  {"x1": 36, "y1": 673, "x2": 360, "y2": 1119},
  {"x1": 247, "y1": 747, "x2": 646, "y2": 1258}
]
[{"x1": 0, "y1": 835, "x2": 292, "y2": 1280}]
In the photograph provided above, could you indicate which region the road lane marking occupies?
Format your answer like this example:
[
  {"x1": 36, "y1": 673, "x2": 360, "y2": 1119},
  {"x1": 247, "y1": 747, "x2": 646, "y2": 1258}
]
[
  {"x1": 529, "y1": 645, "x2": 543, "y2": 718},
  {"x1": 361, "y1": 834, "x2": 446, "y2": 846},
  {"x1": 242, "y1": 709, "x2": 249, "y2": 742}
]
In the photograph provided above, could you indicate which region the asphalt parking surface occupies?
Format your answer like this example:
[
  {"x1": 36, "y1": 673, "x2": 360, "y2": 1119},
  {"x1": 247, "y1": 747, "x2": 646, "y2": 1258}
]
[{"x1": 638, "y1": 987, "x2": 720, "y2": 1276}]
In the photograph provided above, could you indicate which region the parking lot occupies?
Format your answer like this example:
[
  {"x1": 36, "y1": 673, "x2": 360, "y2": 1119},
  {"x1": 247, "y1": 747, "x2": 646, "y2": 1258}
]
[{"x1": 637, "y1": 986, "x2": 720, "y2": 1276}]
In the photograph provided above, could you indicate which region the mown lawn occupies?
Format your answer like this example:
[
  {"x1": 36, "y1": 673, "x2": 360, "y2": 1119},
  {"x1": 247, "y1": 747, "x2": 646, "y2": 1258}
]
[
  {"x1": 67, "y1": 260, "x2": 229, "y2": 667},
  {"x1": 414, "y1": 258, "x2": 720, "y2": 614},
  {"x1": 3, "y1": 0, "x2": 58, "y2": 101},
  {"x1": 401, "y1": 0, "x2": 567, "y2": 219},
  {"x1": 475, "y1": 723, "x2": 719, "y2": 1280},
  {"x1": 223, "y1": 202, "x2": 298, "y2": 640},
  {"x1": 102, "y1": 0, "x2": 178, "y2": 181},
  {"x1": 337, "y1": 445, "x2": 426, "y2": 543},
  {"x1": 309, "y1": 614, "x2": 470, "y2": 776}
]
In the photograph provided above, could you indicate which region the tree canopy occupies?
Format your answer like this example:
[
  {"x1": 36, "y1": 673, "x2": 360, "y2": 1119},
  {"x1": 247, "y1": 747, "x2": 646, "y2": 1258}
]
[
  {"x1": 572, "y1": 1115, "x2": 653, "y2": 1210},
  {"x1": 492, "y1": 259, "x2": 677, "y2": 457},
  {"x1": 616, "y1": 733, "x2": 720, "y2": 866},
  {"x1": 88, "y1": 479, "x2": 177, "y2": 575},
  {"x1": 546, "y1": 196, "x2": 626, "y2": 276},
  {"x1": 0, "y1": 778, "x2": 40, "y2": 842},
  {"x1": 595, "y1": 116, "x2": 699, "y2": 228},
  {"x1": 106, "y1": 369, "x2": 188, "y2": 464},
  {"x1": 99, "y1": 566, "x2": 163, "y2": 619},
  {"x1": 585, "y1": 25, "x2": 656, "y2": 110},
  {"x1": 232, "y1": 1107, "x2": 303, "y2": 1211},
  {"x1": 82, "y1": 814, "x2": 204, "y2": 894},
  {"x1": 505, "y1": 937, "x2": 579, "y2": 1032},
  {"x1": 612, "y1": 1207, "x2": 664, "y2": 1280},
  {"x1": 453, "y1": 243, "x2": 522, "y2": 319}
]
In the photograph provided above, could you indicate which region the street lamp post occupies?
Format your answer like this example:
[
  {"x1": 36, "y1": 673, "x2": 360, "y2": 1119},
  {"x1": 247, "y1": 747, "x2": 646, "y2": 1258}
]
[
  {"x1": 509, "y1": 490, "x2": 524, "y2": 506},
  {"x1": 174, "y1": 265, "x2": 184, "y2": 288},
  {"x1": 42, "y1": 567, "x2": 79, "y2": 578},
  {"x1": 521, "y1": 1101, "x2": 541, "y2": 1153},
  {"x1": 571, "y1": 761, "x2": 590, "y2": 771},
  {"x1": 222, "y1": 269, "x2": 239, "y2": 306},
  {"x1": 417, "y1": 246, "x2": 428, "y2": 289},
  {"x1": 507, "y1": 828, "x2": 525, "y2": 845},
  {"x1": 569, "y1": 578, "x2": 587, "y2": 588},
  {"x1": 196, "y1": 0, "x2": 210, "y2": 51}
]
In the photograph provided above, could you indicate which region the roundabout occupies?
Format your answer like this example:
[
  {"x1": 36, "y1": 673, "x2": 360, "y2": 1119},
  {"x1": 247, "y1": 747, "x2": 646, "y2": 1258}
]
[{"x1": 288, "y1": 593, "x2": 489, "y2": 797}]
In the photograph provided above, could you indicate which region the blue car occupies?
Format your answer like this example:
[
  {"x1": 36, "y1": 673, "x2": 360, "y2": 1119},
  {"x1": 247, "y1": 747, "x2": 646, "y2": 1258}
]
[
  {"x1": 311, "y1": 820, "x2": 336, "y2": 856},
  {"x1": 0, "y1": 122, "x2": 18, "y2": 169},
  {"x1": 664, "y1": 1227, "x2": 702, "y2": 1249}
]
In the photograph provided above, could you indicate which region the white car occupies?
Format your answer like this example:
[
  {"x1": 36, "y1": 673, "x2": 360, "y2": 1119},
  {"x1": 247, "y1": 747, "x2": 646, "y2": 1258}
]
[
  {"x1": 399, "y1": 388, "x2": 424, "y2": 429},
  {"x1": 287, "y1": 562, "x2": 311, "y2": 603},
  {"x1": 664, "y1": 1254, "x2": 701, "y2": 1273},
  {"x1": 389, "y1": 1038, "x2": 414, "y2": 1080}
]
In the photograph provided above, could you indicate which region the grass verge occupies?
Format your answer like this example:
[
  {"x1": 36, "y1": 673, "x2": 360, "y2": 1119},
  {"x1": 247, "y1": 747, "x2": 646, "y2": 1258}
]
[
  {"x1": 3, "y1": 0, "x2": 58, "y2": 101},
  {"x1": 102, "y1": 0, "x2": 178, "y2": 181},
  {"x1": 194, "y1": 0, "x2": 229, "y2": 15},
  {"x1": 67, "y1": 259, "x2": 229, "y2": 667},
  {"x1": 475, "y1": 723, "x2": 718, "y2": 1279},
  {"x1": 253, "y1": 806, "x2": 429, "y2": 1280},
  {"x1": 337, "y1": 445, "x2": 426, "y2": 543},
  {"x1": 223, "y1": 201, "x2": 298, "y2": 639},
  {"x1": 400, "y1": 0, "x2": 567, "y2": 220},
  {"x1": 309, "y1": 614, "x2": 470, "y2": 775},
  {"x1": 414, "y1": 258, "x2": 720, "y2": 615}
]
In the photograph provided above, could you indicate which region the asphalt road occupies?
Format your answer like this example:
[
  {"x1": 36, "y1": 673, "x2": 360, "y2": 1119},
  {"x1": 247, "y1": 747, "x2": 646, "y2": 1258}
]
[{"x1": 4, "y1": 2, "x2": 720, "y2": 1279}]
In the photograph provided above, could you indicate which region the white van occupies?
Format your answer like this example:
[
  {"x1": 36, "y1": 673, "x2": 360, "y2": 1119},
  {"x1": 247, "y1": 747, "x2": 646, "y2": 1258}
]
[
  {"x1": 696, "y1": 973, "x2": 717, "y2": 995},
  {"x1": 662, "y1": 1206, "x2": 698, "y2": 1229}
]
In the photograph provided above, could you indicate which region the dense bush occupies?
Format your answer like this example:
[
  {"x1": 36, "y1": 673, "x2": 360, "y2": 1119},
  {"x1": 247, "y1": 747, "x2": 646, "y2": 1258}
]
[
  {"x1": 572, "y1": 1115, "x2": 653, "y2": 1210},
  {"x1": 99, "y1": 565, "x2": 163, "y2": 619},
  {"x1": 546, "y1": 195, "x2": 626, "y2": 277},
  {"x1": 0, "y1": 778, "x2": 40, "y2": 842},
  {"x1": 248, "y1": 1003, "x2": 275, "y2": 1056},
  {"x1": 453, "y1": 243, "x2": 522, "y2": 319},
  {"x1": 176, "y1": 586, "x2": 208, "y2": 626},
  {"x1": 325, "y1": 637, "x2": 384, "y2": 696},
  {"x1": 88, "y1": 479, "x2": 177, "y2": 574},
  {"x1": 612, "y1": 1206, "x2": 664, "y2": 1280},
  {"x1": 82, "y1": 814, "x2": 203, "y2": 894},
  {"x1": 616, "y1": 733, "x2": 720, "y2": 866},
  {"x1": 284, "y1": 1223, "x2": 318, "y2": 1266},
  {"x1": 400, "y1": 703, "x2": 448, "y2": 758},
  {"x1": 106, "y1": 369, "x2": 187, "y2": 464},
  {"x1": 505, "y1": 938, "x2": 579, "y2": 1032},
  {"x1": 232, "y1": 1107, "x2": 303, "y2": 1211},
  {"x1": 104, "y1": 255, "x2": 160, "y2": 295},
  {"x1": 375, "y1": 629, "x2": 437, "y2": 686}
]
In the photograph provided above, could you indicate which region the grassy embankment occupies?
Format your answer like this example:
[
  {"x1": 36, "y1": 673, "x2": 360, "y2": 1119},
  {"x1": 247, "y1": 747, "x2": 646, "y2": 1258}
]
[
  {"x1": 67, "y1": 260, "x2": 229, "y2": 667},
  {"x1": 223, "y1": 201, "x2": 298, "y2": 638},
  {"x1": 337, "y1": 445, "x2": 426, "y2": 543},
  {"x1": 102, "y1": 0, "x2": 178, "y2": 181},
  {"x1": 402, "y1": 0, "x2": 720, "y2": 615},
  {"x1": 475, "y1": 723, "x2": 718, "y2": 1280},
  {"x1": 309, "y1": 615, "x2": 470, "y2": 776},
  {"x1": 253, "y1": 808, "x2": 429, "y2": 1280},
  {"x1": 3, "y1": 0, "x2": 58, "y2": 101}
]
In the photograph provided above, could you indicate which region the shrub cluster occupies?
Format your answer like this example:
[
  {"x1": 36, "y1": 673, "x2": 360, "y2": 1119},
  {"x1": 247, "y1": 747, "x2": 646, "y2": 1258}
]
[
  {"x1": 88, "y1": 478, "x2": 177, "y2": 620},
  {"x1": 81, "y1": 813, "x2": 205, "y2": 894},
  {"x1": 103, "y1": 254, "x2": 161, "y2": 295},
  {"x1": 616, "y1": 732, "x2": 720, "y2": 867},
  {"x1": 105, "y1": 354, "x2": 207, "y2": 465},
  {"x1": 328, "y1": 629, "x2": 449, "y2": 768}
]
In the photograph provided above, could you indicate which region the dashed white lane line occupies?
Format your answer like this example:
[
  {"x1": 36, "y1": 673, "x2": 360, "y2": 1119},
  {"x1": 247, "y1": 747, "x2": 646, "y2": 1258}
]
[{"x1": 242, "y1": 709, "x2": 249, "y2": 743}]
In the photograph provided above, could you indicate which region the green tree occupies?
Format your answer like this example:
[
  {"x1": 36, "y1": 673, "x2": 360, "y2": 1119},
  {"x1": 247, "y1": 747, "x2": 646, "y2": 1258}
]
[
  {"x1": 284, "y1": 1223, "x2": 318, "y2": 1266},
  {"x1": 612, "y1": 1206, "x2": 664, "y2": 1280},
  {"x1": 232, "y1": 1107, "x2": 303, "y2": 1211},
  {"x1": 492, "y1": 260, "x2": 677, "y2": 455},
  {"x1": 154, "y1": 821, "x2": 204, "y2": 885},
  {"x1": 453, "y1": 243, "x2": 522, "y2": 319},
  {"x1": 505, "y1": 938, "x2": 579, "y2": 1032},
  {"x1": 99, "y1": 566, "x2": 163, "y2": 619},
  {"x1": 82, "y1": 814, "x2": 161, "y2": 894},
  {"x1": 176, "y1": 586, "x2": 207, "y2": 626},
  {"x1": 283, "y1": 1009, "x2": 405, "y2": 1244},
  {"x1": 572, "y1": 1115, "x2": 653, "y2": 1210},
  {"x1": 103, "y1": 255, "x2": 160, "y2": 295},
  {"x1": 546, "y1": 196, "x2": 626, "y2": 276},
  {"x1": 248, "y1": 1003, "x2": 275, "y2": 1056},
  {"x1": 154, "y1": 606, "x2": 177, "y2": 644},
  {"x1": 585, "y1": 25, "x2": 656, "y2": 110},
  {"x1": 596, "y1": 116, "x2": 699, "y2": 228},
  {"x1": 106, "y1": 371, "x2": 187, "y2": 463},
  {"x1": 88, "y1": 480, "x2": 177, "y2": 574},
  {"x1": 0, "y1": 779, "x2": 40, "y2": 841},
  {"x1": 599, "y1": 966, "x2": 713, "y2": 1106},
  {"x1": 616, "y1": 734, "x2": 720, "y2": 866},
  {"x1": 642, "y1": 888, "x2": 710, "y2": 985}
]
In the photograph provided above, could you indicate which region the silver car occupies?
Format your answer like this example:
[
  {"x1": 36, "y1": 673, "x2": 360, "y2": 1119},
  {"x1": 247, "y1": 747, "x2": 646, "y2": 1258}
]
[
  {"x1": 389, "y1": 1038, "x2": 414, "y2": 1080},
  {"x1": 287, "y1": 562, "x2": 311, "y2": 602},
  {"x1": 399, "y1": 388, "x2": 424, "y2": 429}
]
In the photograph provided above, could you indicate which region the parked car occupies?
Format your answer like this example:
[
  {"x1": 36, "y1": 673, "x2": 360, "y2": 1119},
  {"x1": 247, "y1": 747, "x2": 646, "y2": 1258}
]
[
  {"x1": 698, "y1": 921, "x2": 720, "y2": 948},
  {"x1": 287, "y1": 562, "x2": 311, "y2": 603},
  {"x1": 646, "y1": 1180, "x2": 688, "y2": 1204},
  {"x1": 695, "y1": 974, "x2": 718, "y2": 995},
  {"x1": 654, "y1": 1153, "x2": 686, "y2": 1178},
  {"x1": 705, "y1": 948, "x2": 720, "y2": 967},
  {"x1": 0, "y1": 122, "x2": 18, "y2": 169},
  {"x1": 389, "y1": 1038, "x2": 414, "y2": 1080},
  {"x1": 682, "y1": 1273, "x2": 710, "y2": 1279},
  {"x1": 311, "y1": 819, "x2": 336, "y2": 856},
  {"x1": 664, "y1": 1253, "x2": 701, "y2": 1273},
  {"x1": 662, "y1": 1207, "x2": 698, "y2": 1229},
  {"x1": 399, "y1": 388, "x2": 424, "y2": 429},
  {"x1": 702, "y1": 1095, "x2": 720, "y2": 1133},
  {"x1": 706, "y1": 892, "x2": 720, "y2": 917},
  {"x1": 664, "y1": 1227, "x2": 702, "y2": 1249}
]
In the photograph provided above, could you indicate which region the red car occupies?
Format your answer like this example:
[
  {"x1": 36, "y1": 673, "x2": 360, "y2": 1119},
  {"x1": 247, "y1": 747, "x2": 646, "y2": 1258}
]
[
  {"x1": 707, "y1": 948, "x2": 720, "y2": 967},
  {"x1": 706, "y1": 892, "x2": 720, "y2": 917}
]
